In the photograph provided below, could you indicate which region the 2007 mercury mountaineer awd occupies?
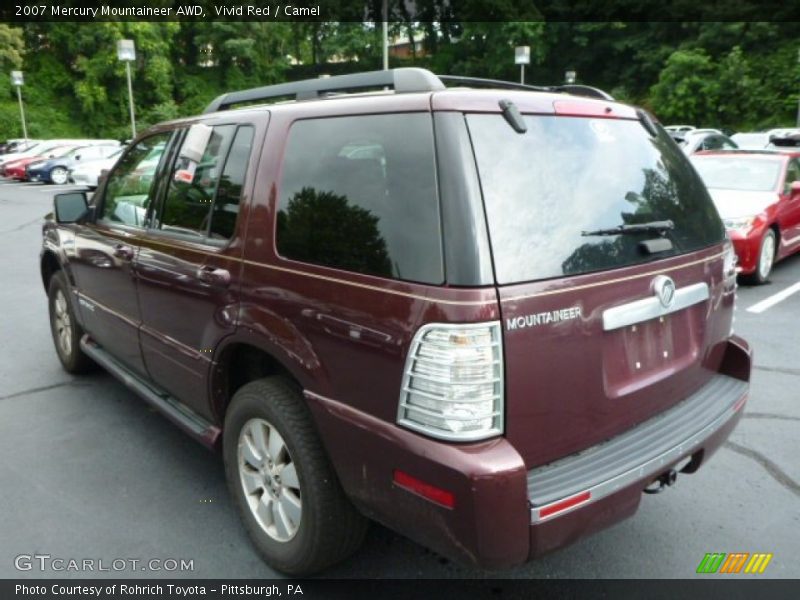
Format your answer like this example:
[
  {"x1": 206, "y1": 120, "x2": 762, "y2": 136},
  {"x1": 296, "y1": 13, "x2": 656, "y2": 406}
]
[{"x1": 41, "y1": 68, "x2": 751, "y2": 574}]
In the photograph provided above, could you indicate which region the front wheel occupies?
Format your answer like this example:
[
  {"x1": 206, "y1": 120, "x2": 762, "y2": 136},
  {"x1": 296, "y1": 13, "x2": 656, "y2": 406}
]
[
  {"x1": 48, "y1": 271, "x2": 95, "y2": 373},
  {"x1": 49, "y1": 167, "x2": 68, "y2": 185},
  {"x1": 748, "y1": 230, "x2": 776, "y2": 285},
  {"x1": 223, "y1": 377, "x2": 368, "y2": 575}
]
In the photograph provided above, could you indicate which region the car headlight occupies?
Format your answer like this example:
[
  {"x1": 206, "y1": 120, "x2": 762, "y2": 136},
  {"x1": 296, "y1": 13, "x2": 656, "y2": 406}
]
[{"x1": 722, "y1": 216, "x2": 756, "y2": 233}]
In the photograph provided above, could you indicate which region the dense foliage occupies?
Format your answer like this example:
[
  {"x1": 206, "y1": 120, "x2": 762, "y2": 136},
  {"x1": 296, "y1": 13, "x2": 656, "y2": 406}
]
[{"x1": 1, "y1": 20, "x2": 798, "y2": 140}]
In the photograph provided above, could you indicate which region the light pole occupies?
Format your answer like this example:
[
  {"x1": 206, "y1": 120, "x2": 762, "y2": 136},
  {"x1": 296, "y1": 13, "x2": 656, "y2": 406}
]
[
  {"x1": 117, "y1": 39, "x2": 137, "y2": 139},
  {"x1": 10, "y1": 71, "x2": 28, "y2": 143},
  {"x1": 565, "y1": 70, "x2": 577, "y2": 85},
  {"x1": 381, "y1": 0, "x2": 388, "y2": 70},
  {"x1": 515, "y1": 46, "x2": 530, "y2": 84}
]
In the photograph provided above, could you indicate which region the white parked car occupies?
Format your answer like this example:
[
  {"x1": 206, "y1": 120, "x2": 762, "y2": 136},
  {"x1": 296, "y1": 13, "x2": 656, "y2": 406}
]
[
  {"x1": 68, "y1": 147, "x2": 125, "y2": 188},
  {"x1": 678, "y1": 129, "x2": 738, "y2": 154},
  {"x1": 731, "y1": 132, "x2": 772, "y2": 150}
]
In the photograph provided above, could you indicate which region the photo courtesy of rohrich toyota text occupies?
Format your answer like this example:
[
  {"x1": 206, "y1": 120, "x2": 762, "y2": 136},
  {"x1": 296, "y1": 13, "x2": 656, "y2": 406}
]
[
  {"x1": 15, "y1": 584, "x2": 297, "y2": 596},
  {"x1": 0, "y1": 0, "x2": 798, "y2": 598}
]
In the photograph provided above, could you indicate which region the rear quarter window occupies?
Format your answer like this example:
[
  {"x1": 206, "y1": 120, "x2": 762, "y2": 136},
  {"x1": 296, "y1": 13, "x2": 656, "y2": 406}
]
[
  {"x1": 276, "y1": 113, "x2": 444, "y2": 285},
  {"x1": 467, "y1": 114, "x2": 725, "y2": 284}
]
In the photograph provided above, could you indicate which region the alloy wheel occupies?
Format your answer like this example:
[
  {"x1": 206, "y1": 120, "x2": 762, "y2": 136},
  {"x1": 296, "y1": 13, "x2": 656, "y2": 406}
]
[
  {"x1": 50, "y1": 167, "x2": 68, "y2": 185},
  {"x1": 53, "y1": 289, "x2": 73, "y2": 357},
  {"x1": 758, "y1": 233, "x2": 775, "y2": 281},
  {"x1": 238, "y1": 417, "x2": 303, "y2": 542}
]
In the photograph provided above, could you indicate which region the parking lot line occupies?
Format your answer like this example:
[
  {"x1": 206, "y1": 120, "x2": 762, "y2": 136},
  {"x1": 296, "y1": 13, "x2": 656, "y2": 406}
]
[{"x1": 746, "y1": 281, "x2": 800, "y2": 313}]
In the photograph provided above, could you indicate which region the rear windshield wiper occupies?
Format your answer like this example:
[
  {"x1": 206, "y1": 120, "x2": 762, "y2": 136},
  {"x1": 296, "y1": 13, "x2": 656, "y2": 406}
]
[{"x1": 581, "y1": 220, "x2": 675, "y2": 237}]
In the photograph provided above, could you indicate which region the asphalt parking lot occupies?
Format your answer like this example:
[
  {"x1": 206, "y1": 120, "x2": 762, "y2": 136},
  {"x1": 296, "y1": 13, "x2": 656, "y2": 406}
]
[{"x1": 0, "y1": 179, "x2": 798, "y2": 579}]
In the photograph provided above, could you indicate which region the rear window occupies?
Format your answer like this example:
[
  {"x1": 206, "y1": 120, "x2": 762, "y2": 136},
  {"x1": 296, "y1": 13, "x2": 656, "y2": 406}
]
[
  {"x1": 690, "y1": 155, "x2": 783, "y2": 192},
  {"x1": 467, "y1": 114, "x2": 725, "y2": 284},
  {"x1": 276, "y1": 113, "x2": 443, "y2": 284}
]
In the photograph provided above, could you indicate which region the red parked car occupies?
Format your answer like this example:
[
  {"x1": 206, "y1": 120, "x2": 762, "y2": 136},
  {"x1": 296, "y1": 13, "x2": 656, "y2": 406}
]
[
  {"x1": 691, "y1": 150, "x2": 800, "y2": 283},
  {"x1": 41, "y1": 68, "x2": 750, "y2": 574},
  {"x1": 2, "y1": 145, "x2": 77, "y2": 180}
]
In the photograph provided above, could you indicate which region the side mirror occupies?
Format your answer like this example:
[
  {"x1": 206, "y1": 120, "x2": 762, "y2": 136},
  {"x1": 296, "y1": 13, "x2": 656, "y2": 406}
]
[
  {"x1": 74, "y1": 155, "x2": 81, "y2": 161},
  {"x1": 791, "y1": 181, "x2": 800, "y2": 195},
  {"x1": 54, "y1": 192, "x2": 89, "y2": 224}
]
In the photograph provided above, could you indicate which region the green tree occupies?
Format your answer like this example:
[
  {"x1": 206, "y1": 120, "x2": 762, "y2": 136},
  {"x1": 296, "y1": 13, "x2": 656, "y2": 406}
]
[
  {"x1": 650, "y1": 49, "x2": 721, "y2": 125},
  {"x1": 0, "y1": 24, "x2": 24, "y2": 73}
]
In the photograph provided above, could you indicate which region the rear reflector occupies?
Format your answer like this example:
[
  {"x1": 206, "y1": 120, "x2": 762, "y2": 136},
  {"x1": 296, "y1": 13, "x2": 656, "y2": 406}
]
[
  {"x1": 393, "y1": 470, "x2": 455, "y2": 509},
  {"x1": 733, "y1": 393, "x2": 748, "y2": 413},
  {"x1": 537, "y1": 490, "x2": 592, "y2": 519}
]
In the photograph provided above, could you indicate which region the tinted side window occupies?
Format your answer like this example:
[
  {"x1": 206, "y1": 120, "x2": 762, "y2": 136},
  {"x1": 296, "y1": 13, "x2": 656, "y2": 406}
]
[
  {"x1": 210, "y1": 126, "x2": 254, "y2": 240},
  {"x1": 159, "y1": 125, "x2": 236, "y2": 238},
  {"x1": 276, "y1": 114, "x2": 443, "y2": 284},
  {"x1": 100, "y1": 133, "x2": 171, "y2": 228}
]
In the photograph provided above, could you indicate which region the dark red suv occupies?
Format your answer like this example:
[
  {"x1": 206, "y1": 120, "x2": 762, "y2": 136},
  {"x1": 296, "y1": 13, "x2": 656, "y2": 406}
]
[{"x1": 41, "y1": 68, "x2": 751, "y2": 575}]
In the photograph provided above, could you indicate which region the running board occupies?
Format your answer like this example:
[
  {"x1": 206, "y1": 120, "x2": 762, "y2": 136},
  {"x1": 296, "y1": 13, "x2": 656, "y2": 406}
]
[{"x1": 80, "y1": 335, "x2": 221, "y2": 449}]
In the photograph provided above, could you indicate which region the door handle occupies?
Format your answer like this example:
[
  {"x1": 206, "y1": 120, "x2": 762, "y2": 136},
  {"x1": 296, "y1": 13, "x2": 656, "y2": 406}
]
[
  {"x1": 196, "y1": 265, "x2": 231, "y2": 287},
  {"x1": 113, "y1": 244, "x2": 134, "y2": 260}
]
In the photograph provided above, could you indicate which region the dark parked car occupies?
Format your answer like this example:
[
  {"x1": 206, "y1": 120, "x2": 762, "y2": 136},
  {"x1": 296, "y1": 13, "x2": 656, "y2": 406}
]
[
  {"x1": 691, "y1": 150, "x2": 800, "y2": 283},
  {"x1": 41, "y1": 68, "x2": 751, "y2": 575}
]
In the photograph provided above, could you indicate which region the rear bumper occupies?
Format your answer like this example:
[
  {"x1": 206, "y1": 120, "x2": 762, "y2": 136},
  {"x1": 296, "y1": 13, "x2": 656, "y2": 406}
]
[{"x1": 308, "y1": 336, "x2": 751, "y2": 570}]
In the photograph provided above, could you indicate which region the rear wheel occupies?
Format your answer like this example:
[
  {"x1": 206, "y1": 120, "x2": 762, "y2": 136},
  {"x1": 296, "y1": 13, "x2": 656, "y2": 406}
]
[
  {"x1": 748, "y1": 230, "x2": 776, "y2": 285},
  {"x1": 49, "y1": 167, "x2": 68, "y2": 185},
  {"x1": 223, "y1": 377, "x2": 368, "y2": 574},
  {"x1": 47, "y1": 271, "x2": 94, "y2": 373}
]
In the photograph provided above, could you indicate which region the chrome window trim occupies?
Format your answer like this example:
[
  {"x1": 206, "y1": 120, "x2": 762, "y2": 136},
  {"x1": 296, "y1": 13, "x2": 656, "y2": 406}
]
[{"x1": 602, "y1": 282, "x2": 710, "y2": 331}]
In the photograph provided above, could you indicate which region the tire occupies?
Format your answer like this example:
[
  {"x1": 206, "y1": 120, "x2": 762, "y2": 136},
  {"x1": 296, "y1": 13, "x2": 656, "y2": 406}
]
[
  {"x1": 747, "y1": 230, "x2": 777, "y2": 285},
  {"x1": 223, "y1": 377, "x2": 368, "y2": 575},
  {"x1": 49, "y1": 167, "x2": 68, "y2": 185},
  {"x1": 47, "y1": 271, "x2": 95, "y2": 373}
]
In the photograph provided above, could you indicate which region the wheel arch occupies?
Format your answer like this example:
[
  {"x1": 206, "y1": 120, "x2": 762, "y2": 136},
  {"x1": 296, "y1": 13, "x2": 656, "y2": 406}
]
[
  {"x1": 40, "y1": 249, "x2": 62, "y2": 292},
  {"x1": 769, "y1": 223, "x2": 780, "y2": 255},
  {"x1": 210, "y1": 335, "x2": 329, "y2": 426}
]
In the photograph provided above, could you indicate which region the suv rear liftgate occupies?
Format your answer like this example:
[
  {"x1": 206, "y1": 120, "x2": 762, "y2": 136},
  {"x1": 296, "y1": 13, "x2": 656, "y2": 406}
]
[{"x1": 466, "y1": 104, "x2": 749, "y2": 525}]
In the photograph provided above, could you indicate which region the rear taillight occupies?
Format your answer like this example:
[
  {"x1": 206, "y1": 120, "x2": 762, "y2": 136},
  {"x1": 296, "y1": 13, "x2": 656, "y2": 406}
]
[
  {"x1": 397, "y1": 322, "x2": 504, "y2": 442},
  {"x1": 723, "y1": 239, "x2": 738, "y2": 334}
]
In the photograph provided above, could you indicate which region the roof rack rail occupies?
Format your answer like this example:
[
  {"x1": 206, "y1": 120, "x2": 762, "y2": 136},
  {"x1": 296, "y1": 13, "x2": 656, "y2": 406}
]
[
  {"x1": 550, "y1": 84, "x2": 615, "y2": 101},
  {"x1": 203, "y1": 68, "x2": 615, "y2": 114},
  {"x1": 438, "y1": 75, "x2": 551, "y2": 93},
  {"x1": 203, "y1": 67, "x2": 445, "y2": 113},
  {"x1": 438, "y1": 75, "x2": 614, "y2": 101}
]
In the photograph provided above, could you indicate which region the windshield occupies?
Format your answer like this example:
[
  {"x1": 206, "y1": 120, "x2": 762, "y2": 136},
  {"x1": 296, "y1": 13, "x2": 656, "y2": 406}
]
[
  {"x1": 467, "y1": 114, "x2": 725, "y2": 284},
  {"x1": 690, "y1": 156, "x2": 782, "y2": 192}
]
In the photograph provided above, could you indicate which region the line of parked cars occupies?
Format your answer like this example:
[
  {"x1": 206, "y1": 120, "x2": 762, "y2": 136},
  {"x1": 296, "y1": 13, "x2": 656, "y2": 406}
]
[
  {"x1": 0, "y1": 138, "x2": 124, "y2": 187},
  {"x1": 666, "y1": 125, "x2": 800, "y2": 283}
]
